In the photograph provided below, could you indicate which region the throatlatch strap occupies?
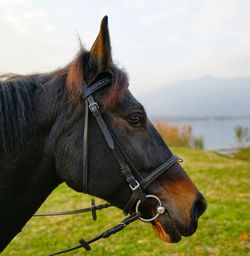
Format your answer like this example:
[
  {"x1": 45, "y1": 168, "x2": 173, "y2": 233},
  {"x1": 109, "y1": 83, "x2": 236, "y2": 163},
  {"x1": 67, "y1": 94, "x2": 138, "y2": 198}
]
[{"x1": 82, "y1": 100, "x2": 89, "y2": 193}]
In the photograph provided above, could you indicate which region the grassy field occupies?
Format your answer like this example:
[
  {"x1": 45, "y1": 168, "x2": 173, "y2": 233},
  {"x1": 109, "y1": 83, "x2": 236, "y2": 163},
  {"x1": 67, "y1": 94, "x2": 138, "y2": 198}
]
[
  {"x1": 235, "y1": 146, "x2": 250, "y2": 161},
  {"x1": 3, "y1": 148, "x2": 250, "y2": 256}
]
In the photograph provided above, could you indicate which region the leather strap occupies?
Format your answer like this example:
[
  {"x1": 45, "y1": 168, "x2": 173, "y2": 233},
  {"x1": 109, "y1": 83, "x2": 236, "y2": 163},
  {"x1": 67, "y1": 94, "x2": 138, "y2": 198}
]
[
  {"x1": 123, "y1": 155, "x2": 180, "y2": 214},
  {"x1": 78, "y1": 212, "x2": 141, "y2": 250},
  {"x1": 87, "y1": 95, "x2": 114, "y2": 149},
  {"x1": 81, "y1": 78, "x2": 112, "y2": 101},
  {"x1": 47, "y1": 212, "x2": 141, "y2": 256},
  {"x1": 82, "y1": 100, "x2": 89, "y2": 193},
  {"x1": 141, "y1": 155, "x2": 180, "y2": 189},
  {"x1": 33, "y1": 203, "x2": 110, "y2": 217}
]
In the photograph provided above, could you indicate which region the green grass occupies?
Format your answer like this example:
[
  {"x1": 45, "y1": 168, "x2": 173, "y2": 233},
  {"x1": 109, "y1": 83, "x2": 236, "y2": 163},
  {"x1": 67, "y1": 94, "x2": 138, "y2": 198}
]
[
  {"x1": 234, "y1": 146, "x2": 250, "y2": 161},
  {"x1": 3, "y1": 148, "x2": 250, "y2": 256}
]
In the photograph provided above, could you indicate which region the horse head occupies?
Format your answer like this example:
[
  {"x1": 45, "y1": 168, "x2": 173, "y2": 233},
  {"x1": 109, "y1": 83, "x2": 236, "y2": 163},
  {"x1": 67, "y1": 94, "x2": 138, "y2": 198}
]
[
  {"x1": 50, "y1": 16, "x2": 207, "y2": 243},
  {"x1": 0, "y1": 16, "x2": 206, "y2": 252}
]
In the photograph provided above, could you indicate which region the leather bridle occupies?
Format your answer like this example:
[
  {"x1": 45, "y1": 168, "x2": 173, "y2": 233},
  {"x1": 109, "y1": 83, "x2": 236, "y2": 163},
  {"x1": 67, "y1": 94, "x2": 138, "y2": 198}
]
[
  {"x1": 81, "y1": 76, "x2": 181, "y2": 215},
  {"x1": 34, "y1": 76, "x2": 182, "y2": 255}
]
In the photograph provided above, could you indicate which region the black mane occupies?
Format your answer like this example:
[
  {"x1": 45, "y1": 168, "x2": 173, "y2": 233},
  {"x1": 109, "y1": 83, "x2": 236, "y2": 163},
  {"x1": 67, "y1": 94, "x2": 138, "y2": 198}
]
[{"x1": 0, "y1": 74, "x2": 51, "y2": 153}]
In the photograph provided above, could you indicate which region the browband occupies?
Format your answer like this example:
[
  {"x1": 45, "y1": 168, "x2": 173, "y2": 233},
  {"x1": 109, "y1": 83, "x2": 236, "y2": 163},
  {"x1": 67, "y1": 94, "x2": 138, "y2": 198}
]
[{"x1": 81, "y1": 78, "x2": 112, "y2": 101}]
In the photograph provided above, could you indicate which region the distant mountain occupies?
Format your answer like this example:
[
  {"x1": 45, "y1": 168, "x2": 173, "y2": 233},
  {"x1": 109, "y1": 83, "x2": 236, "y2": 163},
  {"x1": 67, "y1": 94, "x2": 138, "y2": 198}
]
[{"x1": 137, "y1": 76, "x2": 250, "y2": 118}]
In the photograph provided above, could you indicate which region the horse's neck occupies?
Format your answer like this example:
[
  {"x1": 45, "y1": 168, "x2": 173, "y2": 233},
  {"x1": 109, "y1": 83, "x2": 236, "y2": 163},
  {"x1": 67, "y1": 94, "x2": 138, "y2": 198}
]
[{"x1": 0, "y1": 151, "x2": 60, "y2": 252}]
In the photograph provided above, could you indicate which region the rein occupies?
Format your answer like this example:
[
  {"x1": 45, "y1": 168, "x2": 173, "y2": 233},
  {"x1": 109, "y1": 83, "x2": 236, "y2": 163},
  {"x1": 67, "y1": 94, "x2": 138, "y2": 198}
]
[{"x1": 34, "y1": 77, "x2": 182, "y2": 255}]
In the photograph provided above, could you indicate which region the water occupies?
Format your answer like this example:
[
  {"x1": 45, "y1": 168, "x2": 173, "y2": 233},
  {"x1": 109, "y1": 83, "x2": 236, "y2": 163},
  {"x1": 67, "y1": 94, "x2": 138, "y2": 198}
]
[{"x1": 163, "y1": 117, "x2": 250, "y2": 150}]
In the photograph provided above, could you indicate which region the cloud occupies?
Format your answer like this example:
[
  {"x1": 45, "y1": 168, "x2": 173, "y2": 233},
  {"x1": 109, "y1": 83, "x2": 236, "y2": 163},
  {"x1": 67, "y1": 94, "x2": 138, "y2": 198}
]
[
  {"x1": 191, "y1": 0, "x2": 250, "y2": 42},
  {"x1": 0, "y1": 0, "x2": 249, "y2": 93},
  {"x1": 1, "y1": 3, "x2": 55, "y2": 35},
  {"x1": 0, "y1": 1, "x2": 67, "y2": 74},
  {"x1": 132, "y1": 0, "x2": 250, "y2": 91},
  {"x1": 0, "y1": 0, "x2": 29, "y2": 5}
]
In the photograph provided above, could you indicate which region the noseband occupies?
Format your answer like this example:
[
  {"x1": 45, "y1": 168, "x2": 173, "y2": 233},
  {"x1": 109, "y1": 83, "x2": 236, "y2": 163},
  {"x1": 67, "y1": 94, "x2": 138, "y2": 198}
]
[{"x1": 34, "y1": 76, "x2": 182, "y2": 255}]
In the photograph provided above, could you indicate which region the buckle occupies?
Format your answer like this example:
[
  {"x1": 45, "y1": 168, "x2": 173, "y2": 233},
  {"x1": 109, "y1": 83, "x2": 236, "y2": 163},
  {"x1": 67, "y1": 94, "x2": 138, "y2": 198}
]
[
  {"x1": 129, "y1": 180, "x2": 140, "y2": 191},
  {"x1": 89, "y1": 102, "x2": 99, "y2": 112}
]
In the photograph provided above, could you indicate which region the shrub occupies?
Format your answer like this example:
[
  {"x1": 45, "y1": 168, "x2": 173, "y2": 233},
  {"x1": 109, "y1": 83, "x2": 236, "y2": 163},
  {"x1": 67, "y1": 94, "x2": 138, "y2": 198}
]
[
  {"x1": 234, "y1": 126, "x2": 250, "y2": 147},
  {"x1": 154, "y1": 122, "x2": 204, "y2": 149},
  {"x1": 154, "y1": 122, "x2": 192, "y2": 147},
  {"x1": 234, "y1": 146, "x2": 250, "y2": 161},
  {"x1": 192, "y1": 135, "x2": 204, "y2": 150}
]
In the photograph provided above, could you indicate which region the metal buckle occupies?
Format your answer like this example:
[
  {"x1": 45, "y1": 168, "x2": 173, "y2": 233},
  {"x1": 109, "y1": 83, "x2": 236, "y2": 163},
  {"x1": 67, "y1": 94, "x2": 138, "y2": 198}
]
[
  {"x1": 129, "y1": 180, "x2": 140, "y2": 191},
  {"x1": 178, "y1": 158, "x2": 183, "y2": 163},
  {"x1": 135, "y1": 194, "x2": 165, "y2": 222},
  {"x1": 89, "y1": 102, "x2": 99, "y2": 112}
]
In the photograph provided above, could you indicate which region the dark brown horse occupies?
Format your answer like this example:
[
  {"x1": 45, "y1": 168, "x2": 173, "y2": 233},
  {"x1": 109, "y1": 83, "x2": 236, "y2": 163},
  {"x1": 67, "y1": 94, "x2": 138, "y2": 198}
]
[{"x1": 0, "y1": 16, "x2": 206, "y2": 252}]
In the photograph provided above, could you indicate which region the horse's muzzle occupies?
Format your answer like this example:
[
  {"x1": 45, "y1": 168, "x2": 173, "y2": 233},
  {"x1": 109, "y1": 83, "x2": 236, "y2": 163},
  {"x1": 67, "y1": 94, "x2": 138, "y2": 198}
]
[{"x1": 151, "y1": 192, "x2": 207, "y2": 243}]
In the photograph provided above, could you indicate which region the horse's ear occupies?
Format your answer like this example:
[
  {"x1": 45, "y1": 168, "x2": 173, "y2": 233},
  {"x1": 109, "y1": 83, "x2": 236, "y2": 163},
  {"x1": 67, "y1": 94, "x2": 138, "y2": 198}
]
[{"x1": 90, "y1": 16, "x2": 112, "y2": 69}]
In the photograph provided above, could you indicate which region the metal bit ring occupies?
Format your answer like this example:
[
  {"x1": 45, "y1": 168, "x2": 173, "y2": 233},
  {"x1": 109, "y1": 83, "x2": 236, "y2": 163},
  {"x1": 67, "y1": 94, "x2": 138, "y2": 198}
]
[{"x1": 135, "y1": 195, "x2": 165, "y2": 222}]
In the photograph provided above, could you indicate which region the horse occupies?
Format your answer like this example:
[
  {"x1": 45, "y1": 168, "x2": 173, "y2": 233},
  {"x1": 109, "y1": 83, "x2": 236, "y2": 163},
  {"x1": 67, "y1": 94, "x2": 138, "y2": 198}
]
[{"x1": 0, "y1": 16, "x2": 207, "y2": 253}]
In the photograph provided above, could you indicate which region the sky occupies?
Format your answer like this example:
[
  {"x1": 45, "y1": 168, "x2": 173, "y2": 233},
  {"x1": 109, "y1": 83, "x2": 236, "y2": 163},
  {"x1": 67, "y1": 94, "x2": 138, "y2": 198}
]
[{"x1": 0, "y1": 0, "x2": 250, "y2": 94}]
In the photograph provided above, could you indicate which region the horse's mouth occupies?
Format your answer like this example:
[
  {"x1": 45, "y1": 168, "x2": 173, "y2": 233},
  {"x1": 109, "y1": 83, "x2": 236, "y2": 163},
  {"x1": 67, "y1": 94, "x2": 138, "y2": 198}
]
[
  {"x1": 151, "y1": 212, "x2": 182, "y2": 243},
  {"x1": 137, "y1": 199, "x2": 183, "y2": 243},
  {"x1": 139, "y1": 203, "x2": 182, "y2": 243},
  {"x1": 137, "y1": 196, "x2": 200, "y2": 243}
]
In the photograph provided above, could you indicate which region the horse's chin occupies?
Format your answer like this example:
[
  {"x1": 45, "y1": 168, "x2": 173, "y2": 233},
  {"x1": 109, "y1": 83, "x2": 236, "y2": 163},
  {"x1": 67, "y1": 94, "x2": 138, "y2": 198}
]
[{"x1": 151, "y1": 214, "x2": 182, "y2": 243}]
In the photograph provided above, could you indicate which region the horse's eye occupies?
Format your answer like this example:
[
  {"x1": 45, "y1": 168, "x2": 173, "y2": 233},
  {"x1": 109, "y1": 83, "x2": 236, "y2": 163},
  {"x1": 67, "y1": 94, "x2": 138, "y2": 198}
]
[{"x1": 127, "y1": 113, "x2": 145, "y2": 128}]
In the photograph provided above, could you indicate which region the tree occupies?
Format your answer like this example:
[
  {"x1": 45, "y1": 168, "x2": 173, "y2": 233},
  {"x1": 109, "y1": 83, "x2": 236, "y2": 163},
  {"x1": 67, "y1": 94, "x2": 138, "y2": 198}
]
[{"x1": 234, "y1": 126, "x2": 250, "y2": 147}]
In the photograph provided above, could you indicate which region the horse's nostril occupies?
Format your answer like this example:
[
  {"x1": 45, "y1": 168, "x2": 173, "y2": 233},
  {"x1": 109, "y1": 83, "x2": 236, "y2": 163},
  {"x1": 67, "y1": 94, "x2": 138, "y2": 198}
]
[{"x1": 192, "y1": 194, "x2": 207, "y2": 221}]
